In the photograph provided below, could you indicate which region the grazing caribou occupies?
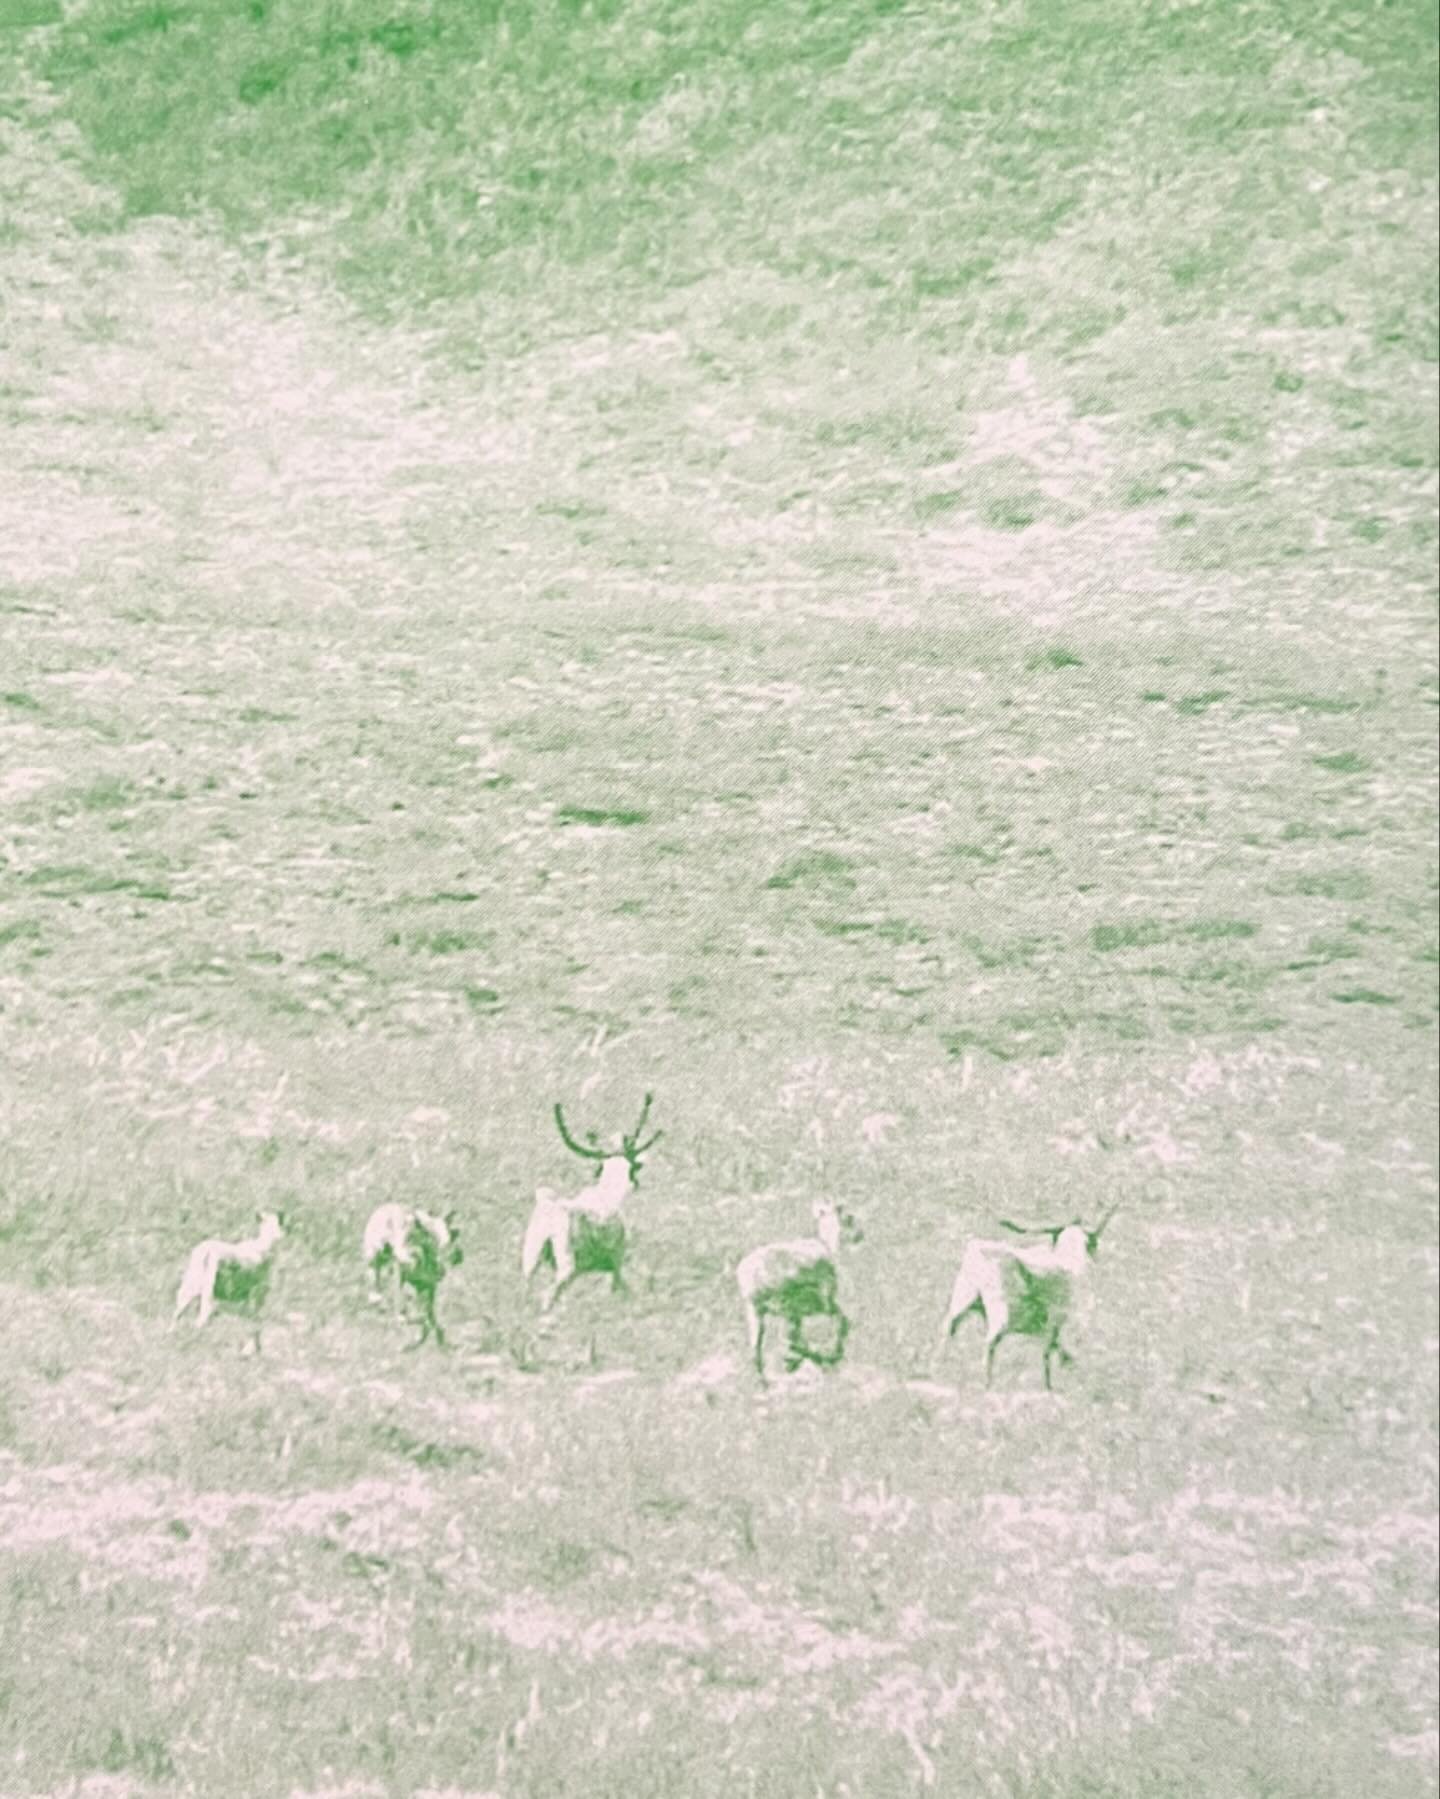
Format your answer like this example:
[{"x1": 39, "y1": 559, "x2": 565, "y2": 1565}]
[
  {"x1": 521, "y1": 1093, "x2": 661, "y2": 1313},
  {"x1": 938, "y1": 1206, "x2": 1118, "y2": 1389},
  {"x1": 736, "y1": 1199, "x2": 863, "y2": 1384},
  {"x1": 172, "y1": 1210, "x2": 286, "y2": 1353},
  {"x1": 362, "y1": 1204, "x2": 465, "y2": 1348}
]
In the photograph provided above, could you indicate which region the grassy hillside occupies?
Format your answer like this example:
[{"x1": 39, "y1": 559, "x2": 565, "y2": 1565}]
[
  {"x1": 39, "y1": 0, "x2": 1440, "y2": 648},
  {"x1": 41, "y1": 0, "x2": 1440, "y2": 334},
  {"x1": 0, "y1": 0, "x2": 1436, "y2": 1794}
]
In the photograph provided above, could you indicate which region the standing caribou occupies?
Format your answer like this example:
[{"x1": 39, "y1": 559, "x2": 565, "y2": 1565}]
[
  {"x1": 938, "y1": 1206, "x2": 1119, "y2": 1389},
  {"x1": 521, "y1": 1093, "x2": 661, "y2": 1312},
  {"x1": 172, "y1": 1209, "x2": 287, "y2": 1354},
  {"x1": 736, "y1": 1199, "x2": 863, "y2": 1385}
]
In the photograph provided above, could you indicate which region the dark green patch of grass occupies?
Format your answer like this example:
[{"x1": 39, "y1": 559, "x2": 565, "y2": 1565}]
[
  {"x1": 1313, "y1": 751, "x2": 1370, "y2": 773},
  {"x1": 254, "y1": 987, "x2": 311, "y2": 1019},
  {"x1": 873, "y1": 918, "x2": 928, "y2": 945},
  {"x1": 1287, "y1": 871, "x2": 1373, "y2": 902},
  {"x1": 1092, "y1": 1008, "x2": 1151, "y2": 1041},
  {"x1": 1311, "y1": 935, "x2": 1362, "y2": 958},
  {"x1": 71, "y1": 775, "x2": 139, "y2": 811},
  {"x1": 236, "y1": 705, "x2": 297, "y2": 724},
  {"x1": 982, "y1": 495, "x2": 1043, "y2": 531},
  {"x1": 535, "y1": 1539, "x2": 599, "y2": 1591},
  {"x1": 373, "y1": 1424, "x2": 487, "y2": 1471},
  {"x1": 536, "y1": 497, "x2": 609, "y2": 522},
  {"x1": 913, "y1": 490, "x2": 964, "y2": 520},
  {"x1": 1028, "y1": 646, "x2": 1083, "y2": 671},
  {"x1": 91, "y1": 3, "x2": 185, "y2": 50},
  {"x1": 20, "y1": 865, "x2": 172, "y2": 900},
  {"x1": 1187, "y1": 960, "x2": 1268, "y2": 988},
  {"x1": 0, "y1": 919, "x2": 43, "y2": 948},
  {"x1": 405, "y1": 928, "x2": 492, "y2": 955},
  {"x1": 912, "y1": 258, "x2": 994, "y2": 296},
  {"x1": 96, "y1": 1727, "x2": 177, "y2": 1784},
  {"x1": 966, "y1": 933, "x2": 1050, "y2": 970},
  {"x1": 1331, "y1": 988, "x2": 1399, "y2": 1005},
  {"x1": 1243, "y1": 693, "x2": 1362, "y2": 715},
  {"x1": 1092, "y1": 921, "x2": 1167, "y2": 952},
  {"x1": 815, "y1": 917, "x2": 927, "y2": 945},
  {"x1": 2, "y1": 690, "x2": 41, "y2": 709},
  {"x1": 765, "y1": 851, "x2": 853, "y2": 891},
  {"x1": 1175, "y1": 691, "x2": 1229, "y2": 716},
  {"x1": 944, "y1": 1008, "x2": 1073, "y2": 1061},
  {"x1": 555, "y1": 805, "x2": 651, "y2": 828}
]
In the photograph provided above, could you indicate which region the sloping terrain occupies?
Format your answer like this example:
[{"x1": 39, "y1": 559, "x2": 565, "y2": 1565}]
[{"x1": 0, "y1": 2, "x2": 1436, "y2": 1794}]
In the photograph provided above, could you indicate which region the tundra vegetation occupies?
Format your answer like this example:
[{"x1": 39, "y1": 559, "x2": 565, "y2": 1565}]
[{"x1": 0, "y1": 0, "x2": 1435, "y2": 1793}]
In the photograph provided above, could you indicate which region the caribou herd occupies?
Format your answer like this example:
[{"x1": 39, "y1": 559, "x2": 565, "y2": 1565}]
[{"x1": 172, "y1": 1091, "x2": 1121, "y2": 1387}]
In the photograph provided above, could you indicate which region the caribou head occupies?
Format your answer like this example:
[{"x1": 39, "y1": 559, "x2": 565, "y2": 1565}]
[
  {"x1": 554, "y1": 1091, "x2": 663, "y2": 1187},
  {"x1": 812, "y1": 1199, "x2": 864, "y2": 1254}
]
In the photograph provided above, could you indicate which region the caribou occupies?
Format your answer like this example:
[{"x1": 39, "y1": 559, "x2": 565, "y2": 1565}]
[
  {"x1": 362, "y1": 1204, "x2": 465, "y2": 1349},
  {"x1": 736, "y1": 1199, "x2": 863, "y2": 1385},
  {"x1": 172, "y1": 1209, "x2": 286, "y2": 1353},
  {"x1": 937, "y1": 1205, "x2": 1119, "y2": 1389},
  {"x1": 521, "y1": 1093, "x2": 661, "y2": 1313}
]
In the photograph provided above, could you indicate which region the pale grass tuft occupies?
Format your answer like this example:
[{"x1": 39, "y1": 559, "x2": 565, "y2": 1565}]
[
  {"x1": 1387, "y1": 1729, "x2": 1439, "y2": 1762},
  {"x1": 0, "y1": 764, "x2": 59, "y2": 801},
  {"x1": 675, "y1": 1352, "x2": 741, "y2": 1389}
]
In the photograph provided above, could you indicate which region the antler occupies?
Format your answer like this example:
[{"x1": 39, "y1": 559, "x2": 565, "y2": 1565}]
[
  {"x1": 554, "y1": 1102, "x2": 605, "y2": 1162},
  {"x1": 1088, "y1": 1202, "x2": 1121, "y2": 1245},
  {"x1": 625, "y1": 1091, "x2": 654, "y2": 1144},
  {"x1": 624, "y1": 1091, "x2": 662, "y2": 1155},
  {"x1": 999, "y1": 1217, "x2": 1065, "y2": 1243}
]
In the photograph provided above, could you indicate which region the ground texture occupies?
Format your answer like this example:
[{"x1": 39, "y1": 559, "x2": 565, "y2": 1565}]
[{"x1": 0, "y1": 3, "x2": 1437, "y2": 1795}]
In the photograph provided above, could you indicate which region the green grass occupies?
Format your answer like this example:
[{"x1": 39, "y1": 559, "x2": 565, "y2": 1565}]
[{"x1": 0, "y1": 0, "x2": 1435, "y2": 1791}]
